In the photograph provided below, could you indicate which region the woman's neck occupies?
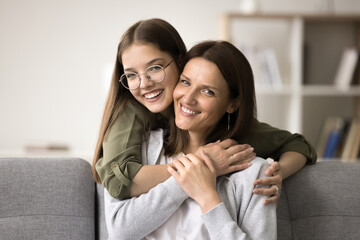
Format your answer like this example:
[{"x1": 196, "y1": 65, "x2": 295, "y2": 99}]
[{"x1": 184, "y1": 132, "x2": 205, "y2": 154}]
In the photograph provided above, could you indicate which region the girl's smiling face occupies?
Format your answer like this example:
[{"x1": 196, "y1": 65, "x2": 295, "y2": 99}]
[{"x1": 121, "y1": 42, "x2": 179, "y2": 116}]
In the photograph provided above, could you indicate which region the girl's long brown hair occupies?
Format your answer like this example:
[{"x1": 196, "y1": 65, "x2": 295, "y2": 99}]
[
  {"x1": 165, "y1": 41, "x2": 257, "y2": 156},
  {"x1": 91, "y1": 19, "x2": 186, "y2": 183}
]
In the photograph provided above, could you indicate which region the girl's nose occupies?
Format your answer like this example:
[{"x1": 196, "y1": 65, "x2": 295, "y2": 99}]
[{"x1": 139, "y1": 74, "x2": 154, "y2": 89}]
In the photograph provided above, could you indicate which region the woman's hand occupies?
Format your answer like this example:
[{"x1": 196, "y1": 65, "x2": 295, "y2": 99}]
[
  {"x1": 253, "y1": 160, "x2": 283, "y2": 205},
  {"x1": 167, "y1": 151, "x2": 222, "y2": 213},
  {"x1": 195, "y1": 139, "x2": 256, "y2": 177}
]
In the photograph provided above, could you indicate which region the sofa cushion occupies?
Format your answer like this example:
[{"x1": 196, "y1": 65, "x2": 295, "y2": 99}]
[
  {"x1": 277, "y1": 161, "x2": 360, "y2": 240},
  {"x1": 0, "y1": 158, "x2": 95, "y2": 240}
]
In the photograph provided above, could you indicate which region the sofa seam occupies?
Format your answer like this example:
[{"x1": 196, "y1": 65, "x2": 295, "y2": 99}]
[{"x1": 0, "y1": 214, "x2": 94, "y2": 219}]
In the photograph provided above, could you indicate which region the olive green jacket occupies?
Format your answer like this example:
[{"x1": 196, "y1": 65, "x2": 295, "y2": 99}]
[{"x1": 96, "y1": 102, "x2": 317, "y2": 200}]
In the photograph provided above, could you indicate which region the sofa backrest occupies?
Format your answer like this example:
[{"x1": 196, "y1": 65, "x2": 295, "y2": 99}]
[
  {"x1": 2, "y1": 157, "x2": 359, "y2": 240},
  {"x1": 0, "y1": 158, "x2": 95, "y2": 240},
  {"x1": 95, "y1": 183, "x2": 108, "y2": 239},
  {"x1": 277, "y1": 161, "x2": 360, "y2": 240}
]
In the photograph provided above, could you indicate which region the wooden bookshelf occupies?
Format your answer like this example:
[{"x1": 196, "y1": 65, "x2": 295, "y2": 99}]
[{"x1": 220, "y1": 13, "x2": 360, "y2": 161}]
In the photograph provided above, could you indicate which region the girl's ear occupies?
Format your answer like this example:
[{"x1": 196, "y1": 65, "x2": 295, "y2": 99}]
[{"x1": 226, "y1": 98, "x2": 240, "y2": 114}]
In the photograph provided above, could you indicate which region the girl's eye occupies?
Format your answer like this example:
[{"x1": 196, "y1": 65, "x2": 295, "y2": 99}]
[
  {"x1": 126, "y1": 72, "x2": 137, "y2": 80},
  {"x1": 147, "y1": 65, "x2": 162, "y2": 73},
  {"x1": 202, "y1": 89, "x2": 215, "y2": 96}
]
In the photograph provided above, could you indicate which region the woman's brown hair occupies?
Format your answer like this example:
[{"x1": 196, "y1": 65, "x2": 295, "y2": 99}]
[
  {"x1": 91, "y1": 18, "x2": 187, "y2": 183},
  {"x1": 165, "y1": 40, "x2": 257, "y2": 155}
]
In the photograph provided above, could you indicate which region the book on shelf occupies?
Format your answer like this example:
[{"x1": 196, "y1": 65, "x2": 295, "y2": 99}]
[
  {"x1": 352, "y1": 51, "x2": 360, "y2": 86},
  {"x1": 259, "y1": 48, "x2": 283, "y2": 89},
  {"x1": 316, "y1": 117, "x2": 339, "y2": 157},
  {"x1": 322, "y1": 117, "x2": 345, "y2": 158},
  {"x1": 350, "y1": 128, "x2": 360, "y2": 159},
  {"x1": 239, "y1": 45, "x2": 283, "y2": 89},
  {"x1": 341, "y1": 118, "x2": 360, "y2": 161},
  {"x1": 333, "y1": 47, "x2": 359, "y2": 90},
  {"x1": 317, "y1": 117, "x2": 360, "y2": 161}
]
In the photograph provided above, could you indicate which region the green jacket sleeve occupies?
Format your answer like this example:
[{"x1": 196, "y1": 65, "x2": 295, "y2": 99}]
[
  {"x1": 240, "y1": 121, "x2": 317, "y2": 164},
  {"x1": 95, "y1": 102, "x2": 150, "y2": 200}
]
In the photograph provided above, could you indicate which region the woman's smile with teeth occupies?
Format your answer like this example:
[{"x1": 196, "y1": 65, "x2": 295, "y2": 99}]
[
  {"x1": 181, "y1": 105, "x2": 199, "y2": 115},
  {"x1": 144, "y1": 90, "x2": 163, "y2": 99}
]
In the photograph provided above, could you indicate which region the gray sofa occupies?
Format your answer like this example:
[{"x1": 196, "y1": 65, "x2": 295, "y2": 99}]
[{"x1": 1, "y1": 158, "x2": 359, "y2": 240}]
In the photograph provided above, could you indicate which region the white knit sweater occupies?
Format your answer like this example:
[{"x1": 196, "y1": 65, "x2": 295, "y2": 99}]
[{"x1": 104, "y1": 130, "x2": 277, "y2": 240}]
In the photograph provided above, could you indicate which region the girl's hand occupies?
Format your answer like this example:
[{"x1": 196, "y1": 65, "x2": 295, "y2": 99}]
[
  {"x1": 167, "y1": 151, "x2": 222, "y2": 213},
  {"x1": 253, "y1": 161, "x2": 282, "y2": 205},
  {"x1": 195, "y1": 139, "x2": 256, "y2": 176}
]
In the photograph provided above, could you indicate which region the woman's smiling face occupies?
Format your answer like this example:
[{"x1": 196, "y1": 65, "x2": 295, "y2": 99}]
[
  {"x1": 121, "y1": 42, "x2": 179, "y2": 115},
  {"x1": 173, "y1": 57, "x2": 237, "y2": 142}
]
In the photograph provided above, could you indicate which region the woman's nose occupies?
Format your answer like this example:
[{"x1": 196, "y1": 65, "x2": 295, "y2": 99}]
[{"x1": 182, "y1": 90, "x2": 197, "y2": 105}]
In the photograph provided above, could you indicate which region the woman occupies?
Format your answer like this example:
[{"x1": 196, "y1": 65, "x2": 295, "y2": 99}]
[
  {"x1": 92, "y1": 18, "x2": 316, "y2": 204},
  {"x1": 105, "y1": 41, "x2": 278, "y2": 239}
]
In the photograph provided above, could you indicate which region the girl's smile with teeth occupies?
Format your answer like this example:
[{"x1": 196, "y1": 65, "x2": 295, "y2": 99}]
[{"x1": 144, "y1": 90, "x2": 163, "y2": 99}]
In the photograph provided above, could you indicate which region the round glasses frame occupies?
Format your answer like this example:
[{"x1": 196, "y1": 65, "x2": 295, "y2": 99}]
[{"x1": 119, "y1": 59, "x2": 175, "y2": 90}]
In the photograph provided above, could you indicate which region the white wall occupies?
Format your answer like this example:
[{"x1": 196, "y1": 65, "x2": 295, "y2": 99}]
[{"x1": 0, "y1": 0, "x2": 359, "y2": 159}]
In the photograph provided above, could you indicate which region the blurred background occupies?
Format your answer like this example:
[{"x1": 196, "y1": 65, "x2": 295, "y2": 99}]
[{"x1": 1, "y1": 0, "x2": 359, "y2": 162}]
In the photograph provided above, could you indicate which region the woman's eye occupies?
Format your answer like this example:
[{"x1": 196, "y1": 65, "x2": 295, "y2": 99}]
[
  {"x1": 180, "y1": 79, "x2": 190, "y2": 86},
  {"x1": 202, "y1": 89, "x2": 215, "y2": 96}
]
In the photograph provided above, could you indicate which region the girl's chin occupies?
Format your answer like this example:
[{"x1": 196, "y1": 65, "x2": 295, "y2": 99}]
[
  {"x1": 145, "y1": 101, "x2": 172, "y2": 114},
  {"x1": 147, "y1": 106, "x2": 165, "y2": 113}
]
